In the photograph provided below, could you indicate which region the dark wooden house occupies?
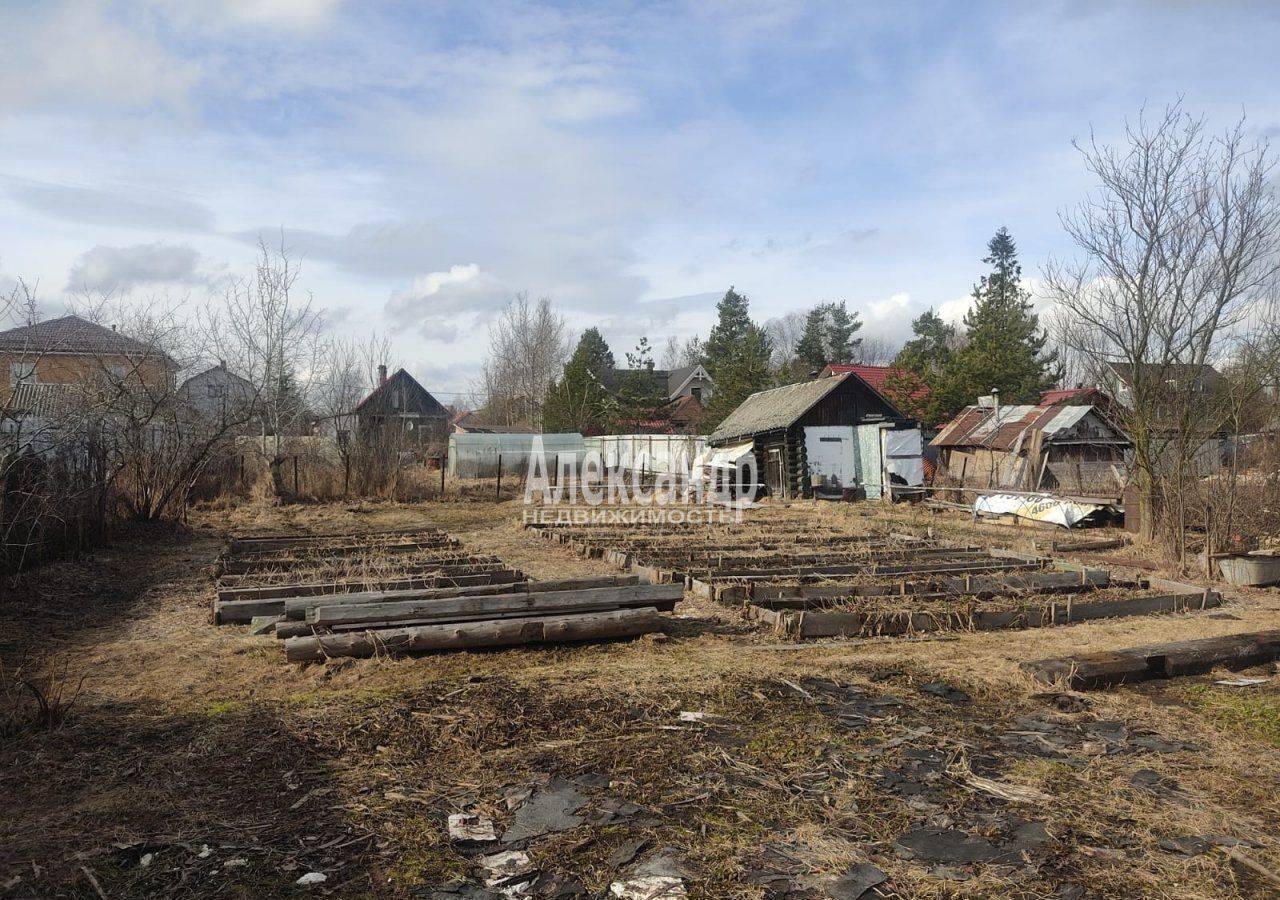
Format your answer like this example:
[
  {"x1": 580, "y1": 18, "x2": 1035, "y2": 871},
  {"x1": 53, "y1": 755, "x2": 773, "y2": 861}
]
[
  {"x1": 355, "y1": 366, "x2": 449, "y2": 451},
  {"x1": 709, "y1": 372, "x2": 909, "y2": 499}
]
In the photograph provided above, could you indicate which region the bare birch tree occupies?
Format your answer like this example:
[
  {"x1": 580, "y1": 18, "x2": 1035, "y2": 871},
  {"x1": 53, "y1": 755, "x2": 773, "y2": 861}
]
[
  {"x1": 1045, "y1": 104, "x2": 1280, "y2": 553},
  {"x1": 203, "y1": 238, "x2": 325, "y2": 498},
  {"x1": 481, "y1": 293, "x2": 568, "y2": 428}
]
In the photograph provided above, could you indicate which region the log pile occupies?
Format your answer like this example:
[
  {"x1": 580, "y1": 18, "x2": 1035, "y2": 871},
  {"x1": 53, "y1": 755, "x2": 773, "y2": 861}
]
[{"x1": 212, "y1": 527, "x2": 681, "y2": 661}]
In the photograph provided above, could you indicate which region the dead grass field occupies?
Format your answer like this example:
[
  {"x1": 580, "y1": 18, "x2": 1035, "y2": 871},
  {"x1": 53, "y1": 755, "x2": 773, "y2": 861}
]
[{"x1": 2, "y1": 498, "x2": 1280, "y2": 899}]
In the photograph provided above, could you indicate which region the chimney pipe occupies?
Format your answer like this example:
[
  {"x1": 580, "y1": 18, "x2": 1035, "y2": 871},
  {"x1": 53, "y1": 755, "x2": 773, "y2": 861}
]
[{"x1": 378, "y1": 364, "x2": 388, "y2": 386}]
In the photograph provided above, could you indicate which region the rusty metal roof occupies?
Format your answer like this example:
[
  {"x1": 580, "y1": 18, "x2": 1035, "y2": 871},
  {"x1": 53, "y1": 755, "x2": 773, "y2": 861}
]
[{"x1": 931, "y1": 404, "x2": 1127, "y2": 451}]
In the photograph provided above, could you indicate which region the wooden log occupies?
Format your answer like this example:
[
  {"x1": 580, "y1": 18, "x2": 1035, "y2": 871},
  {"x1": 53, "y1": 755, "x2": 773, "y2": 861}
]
[
  {"x1": 214, "y1": 575, "x2": 639, "y2": 623},
  {"x1": 1049, "y1": 537, "x2": 1125, "y2": 553},
  {"x1": 284, "y1": 606, "x2": 663, "y2": 662},
  {"x1": 1021, "y1": 629, "x2": 1280, "y2": 688},
  {"x1": 307, "y1": 583, "x2": 684, "y2": 627}
]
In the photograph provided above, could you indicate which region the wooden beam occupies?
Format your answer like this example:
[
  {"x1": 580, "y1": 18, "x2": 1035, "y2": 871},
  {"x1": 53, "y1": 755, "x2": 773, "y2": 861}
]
[
  {"x1": 284, "y1": 607, "x2": 663, "y2": 662},
  {"x1": 1022, "y1": 628, "x2": 1279, "y2": 688},
  {"x1": 307, "y1": 584, "x2": 684, "y2": 627}
]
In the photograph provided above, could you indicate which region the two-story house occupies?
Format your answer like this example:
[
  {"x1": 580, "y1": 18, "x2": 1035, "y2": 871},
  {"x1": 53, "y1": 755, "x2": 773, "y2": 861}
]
[{"x1": 1, "y1": 315, "x2": 176, "y2": 422}]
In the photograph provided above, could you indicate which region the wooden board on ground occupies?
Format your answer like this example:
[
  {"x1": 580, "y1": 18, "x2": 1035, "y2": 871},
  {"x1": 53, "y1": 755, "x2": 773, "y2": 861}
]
[
  {"x1": 751, "y1": 589, "x2": 1222, "y2": 638},
  {"x1": 1021, "y1": 630, "x2": 1280, "y2": 688},
  {"x1": 306, "y1": 583, "x2": 684, "y2": 627},
  {"x1": 213, "y1": 575, "x2": 640, "y2": 624}
]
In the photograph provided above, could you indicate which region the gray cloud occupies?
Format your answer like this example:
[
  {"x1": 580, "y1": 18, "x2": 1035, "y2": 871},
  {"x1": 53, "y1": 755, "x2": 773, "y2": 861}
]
[
  {"x1": 237, "y1": 222, "x2": 472, "y2": 280},
  {"x1": 66, "y1": 242, "x2": 214, "y2": 293},
  {"x1": 9, "y1": 180, "x2": 215, "y2": 233}
]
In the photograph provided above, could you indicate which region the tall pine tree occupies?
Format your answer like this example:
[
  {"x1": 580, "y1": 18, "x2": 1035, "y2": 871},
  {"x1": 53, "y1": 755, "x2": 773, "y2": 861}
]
[
  {"x1": 947, "y1": 227, "x2": 1060, "y2": 407},
  {"x1": 703, "y1": 287, "x2": 773, "y2": 430},
  {"x1": 542, "y1": 327, "x2": 616, "y2": 434}
]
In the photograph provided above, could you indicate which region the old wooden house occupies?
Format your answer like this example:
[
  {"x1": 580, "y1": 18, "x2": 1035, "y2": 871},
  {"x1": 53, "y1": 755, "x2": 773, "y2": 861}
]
[
  {"x1": 708, "y1": 372, "x2": 918, "y2": 499},
  {"x1": 931, "y1": 403, "x2": 1130, "y2": 499},
  {"x1": 355, "y1": 366, "x2": 449, "y2": 451}
]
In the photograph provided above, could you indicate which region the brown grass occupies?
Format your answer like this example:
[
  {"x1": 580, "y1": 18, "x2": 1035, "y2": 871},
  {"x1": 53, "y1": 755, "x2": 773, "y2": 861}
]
[{"x1": 0, "y1": 497, "x2": 1277, "y2": 898}]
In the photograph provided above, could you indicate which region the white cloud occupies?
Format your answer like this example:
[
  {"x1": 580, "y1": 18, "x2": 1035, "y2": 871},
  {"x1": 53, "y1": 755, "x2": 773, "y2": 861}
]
[
  {"x1": 66, "y1": 243, "x2": 215, "y2": 293},
  {"x1": 385, "y1": 264, "x2": 510, "y2": 342},
  {"x1": 0, "y1": 2, "x2": 197, "y2": 113},
  {"x1": 937, "y1": 292, "x2": 974, "y2": 326},
  {"x1": 865, "y1": 291, "x2": 913, "y2": 323},
  {"x1": 150, "y1": 0, "x2": 345, "y2": 32},
  {"x1": 404, "y1": 263, "x2": 481, "y2": 298}
]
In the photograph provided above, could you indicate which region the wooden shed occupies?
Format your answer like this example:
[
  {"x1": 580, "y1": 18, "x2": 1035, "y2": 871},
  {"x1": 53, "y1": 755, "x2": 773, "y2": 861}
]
[
  {"x1": 708, "y1": 372, "x2": 910, "y2": 499},
  {"x1": 931, "y1": 404, "x2": 1130, "y2": 499}
]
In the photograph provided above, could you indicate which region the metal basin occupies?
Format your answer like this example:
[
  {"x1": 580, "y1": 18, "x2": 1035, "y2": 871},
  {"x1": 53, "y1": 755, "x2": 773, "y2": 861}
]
[{"x1": 1217, "y1": 553, "x2": 1280, "y2": 587}]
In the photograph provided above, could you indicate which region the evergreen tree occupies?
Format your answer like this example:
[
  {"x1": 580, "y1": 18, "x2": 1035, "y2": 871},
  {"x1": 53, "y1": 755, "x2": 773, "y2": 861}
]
[
  {"x1": 886, "y1": 308, "x2": 957, "y2": 426},
  {"x1": 794, "y1": 306, "x2": 830, "y2": 373},
  {"x1": 703, "y1": 287, "x2": 773, "y2": 429},
  {"x1": 616, "y1": 337, "x2": 668, "y2": 427},
  {"x1": 947, "y1": 227, "x2": 1060, "y2": 406},
  {"x1": 826, "y1": 300, "x2": 862, "y2": 364},
  {"x1": 542, "y1": 327, "x2": 615, "y2": 434}
]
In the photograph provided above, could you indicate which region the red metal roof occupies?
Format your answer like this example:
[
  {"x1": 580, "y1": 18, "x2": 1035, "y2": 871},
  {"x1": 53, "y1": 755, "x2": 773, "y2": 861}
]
[{"x1": 819, "y1": 364, "x2": 930, "y2": 400}]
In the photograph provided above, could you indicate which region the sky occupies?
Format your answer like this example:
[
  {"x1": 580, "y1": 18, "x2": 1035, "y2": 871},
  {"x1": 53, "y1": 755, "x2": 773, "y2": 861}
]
[{"x1": 1, "y1": 0, "x2": 1279, "y2": 403}]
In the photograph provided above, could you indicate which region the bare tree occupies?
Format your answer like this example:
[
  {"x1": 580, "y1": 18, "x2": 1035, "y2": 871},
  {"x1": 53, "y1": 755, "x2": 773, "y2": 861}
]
[
  {"x1": 659, "y1": 334, "x2": 705, "y2": 370},
  {"x1": 203, "y1": 238, "x2": 325, "y2": 498},
  {"x1": 481, "y1": 293, "x2": 569, "y2": 428},
  {"x1": 763, "y1": 311, "x2": 806, "y2": 374},
  {"x1": 1045, "y1": 103, "x2": 1280, "y2": 553},
  {"x1": 850, "y1": 334, "x2": 898, "y2": 366}
]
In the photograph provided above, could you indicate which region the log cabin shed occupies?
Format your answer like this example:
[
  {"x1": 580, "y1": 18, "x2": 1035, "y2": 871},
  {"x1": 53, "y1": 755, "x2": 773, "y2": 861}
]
[{"x1": 708, "y1": 372, "x2": 913, "y2": 499}]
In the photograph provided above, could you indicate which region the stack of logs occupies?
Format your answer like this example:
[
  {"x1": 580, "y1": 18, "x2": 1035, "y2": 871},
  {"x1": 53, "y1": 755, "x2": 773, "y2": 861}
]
[{"x1": 212, "y1": 526, "x2": 683, "y2": 662}]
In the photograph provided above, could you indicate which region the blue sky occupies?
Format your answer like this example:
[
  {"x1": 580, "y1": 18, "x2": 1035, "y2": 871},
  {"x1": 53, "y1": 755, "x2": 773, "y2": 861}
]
[{"x1": 1, "y1": 0, "x2": 1278, "y2": 400}]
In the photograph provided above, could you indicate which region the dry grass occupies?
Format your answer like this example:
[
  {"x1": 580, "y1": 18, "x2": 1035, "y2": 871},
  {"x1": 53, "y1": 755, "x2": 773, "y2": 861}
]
[{"x1": 0, "y1": 497, "x2": 1278, "y2": 898}]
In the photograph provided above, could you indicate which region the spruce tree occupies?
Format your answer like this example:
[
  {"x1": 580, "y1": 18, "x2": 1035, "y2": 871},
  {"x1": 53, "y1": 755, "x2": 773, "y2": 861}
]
[
  {"x1": 948, "y1": 227, "x2": 1060, "y2": 406},
  {"x1": 703, "y1": 287, "x2": 773, "y2": 430},
  {"x1": 795, "y1": 306, "x2": 829, "y2": 373},
  {"x1": 616, "y1": 337, "x2": 667, "y2": 425},
  {"x1": 542, "y1": 327, "x2": 615, "y2": 434},
  {"x1": 826, "y1": 300, "x2": 862, "y2": 364}
]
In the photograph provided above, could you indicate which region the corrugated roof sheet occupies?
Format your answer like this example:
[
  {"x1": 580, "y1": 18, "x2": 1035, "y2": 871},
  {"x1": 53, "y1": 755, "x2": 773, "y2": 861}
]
[
  {"x1": 0, "y1": 315, "x2": 164, "y2": 357},
  {"x1": 3, "y1": 382, "x2": 80, "y2": 417},
  {"x1": 931, "y1": 404, "x2": 1123, "y2": 451},
  {"x1": 710, "y1": 373, "x2": 851, "y2": 443}
]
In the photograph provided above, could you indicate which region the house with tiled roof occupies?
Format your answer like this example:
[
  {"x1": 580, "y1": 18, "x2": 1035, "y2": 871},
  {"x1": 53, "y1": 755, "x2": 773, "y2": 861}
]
[
  {"x1": 0, "y1": 314, "x2": 177, "y2": 416},
  {"x1": 817, "y1": 363, "x2": 931, "y2": 402}
]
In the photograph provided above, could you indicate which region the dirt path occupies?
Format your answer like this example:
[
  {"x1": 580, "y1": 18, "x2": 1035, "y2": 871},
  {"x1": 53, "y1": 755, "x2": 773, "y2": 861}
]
[{"x1": 1, "y1": 500, "x2": 1278, "y2": 898}]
